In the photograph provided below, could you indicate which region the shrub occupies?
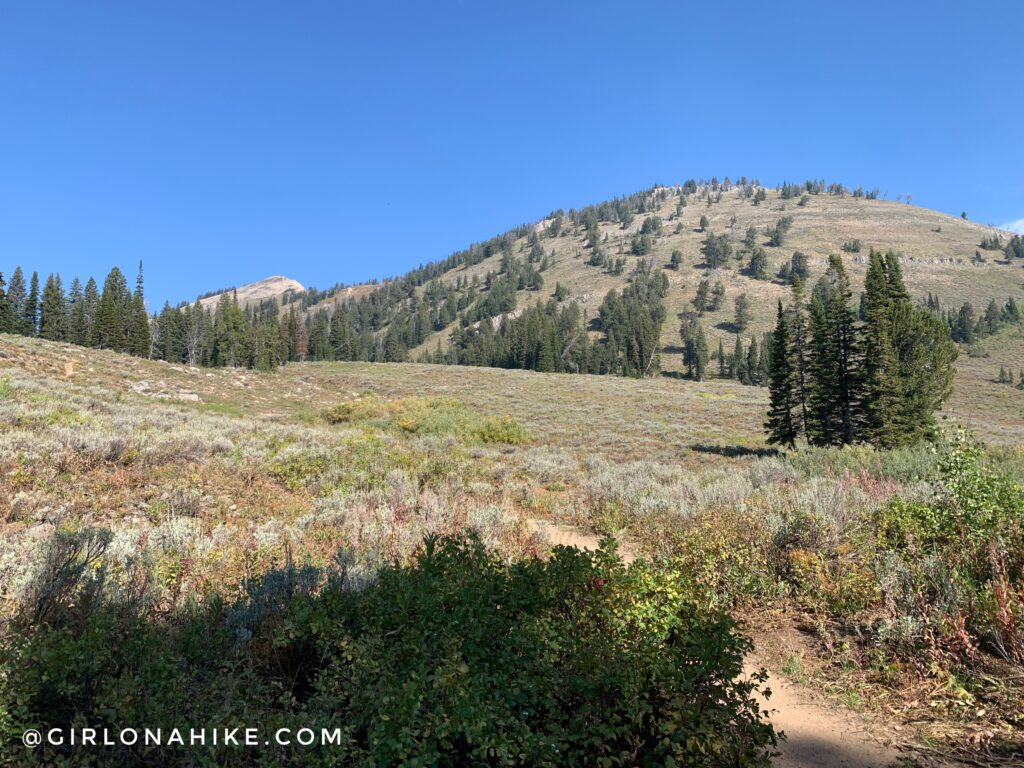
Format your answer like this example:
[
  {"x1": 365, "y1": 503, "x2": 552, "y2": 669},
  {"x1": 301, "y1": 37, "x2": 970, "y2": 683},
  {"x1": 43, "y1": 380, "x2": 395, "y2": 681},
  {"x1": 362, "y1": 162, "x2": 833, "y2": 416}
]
[
  {"x1": 871, "y1": 435, "x2": 1024, "y2": 663},
  {"x1": 0, "y1": 536, "x2": 778, "y2": 766},
  {"x1": 323, "y1": 396, "x2": 529, "y2": 445},
  {"x1": 668, "y1": 509, "x2": 780, "y2": 611}
]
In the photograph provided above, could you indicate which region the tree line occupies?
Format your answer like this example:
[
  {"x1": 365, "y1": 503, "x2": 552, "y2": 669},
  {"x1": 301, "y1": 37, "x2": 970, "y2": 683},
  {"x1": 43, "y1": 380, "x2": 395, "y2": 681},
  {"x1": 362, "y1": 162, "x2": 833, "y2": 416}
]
[
  {"x1": 766, "y1": 251, "x2": 959, "y2": 449},
  {"x1": 422, "y1": 263, "x2": 668, "y2": 378},
  {"x1": 0, "y1": 264, "x2": 150, "y2": 356}
]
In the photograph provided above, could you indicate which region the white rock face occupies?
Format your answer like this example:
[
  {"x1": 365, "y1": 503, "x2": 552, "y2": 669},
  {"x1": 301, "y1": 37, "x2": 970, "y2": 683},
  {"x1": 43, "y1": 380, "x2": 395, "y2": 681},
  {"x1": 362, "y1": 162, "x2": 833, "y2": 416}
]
[{"x1": 197, "y1": 276, "x2": 305, "y2": 310}]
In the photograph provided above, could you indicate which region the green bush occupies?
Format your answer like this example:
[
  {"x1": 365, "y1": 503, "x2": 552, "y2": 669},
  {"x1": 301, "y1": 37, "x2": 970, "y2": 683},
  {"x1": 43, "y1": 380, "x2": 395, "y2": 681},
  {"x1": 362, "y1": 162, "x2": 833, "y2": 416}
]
[
  {"x1": 872, "y1": 434, "x2": 1024, "y2": 663},
  {"x1": 668, "y1": 509, "x2": 781, "y2": 611},
  {"x1": 0, "y1": 536, "x2": 776, "y2": 767},
  {"x1": 323, "y1": 396, "x2": 530, "y2": 445}
]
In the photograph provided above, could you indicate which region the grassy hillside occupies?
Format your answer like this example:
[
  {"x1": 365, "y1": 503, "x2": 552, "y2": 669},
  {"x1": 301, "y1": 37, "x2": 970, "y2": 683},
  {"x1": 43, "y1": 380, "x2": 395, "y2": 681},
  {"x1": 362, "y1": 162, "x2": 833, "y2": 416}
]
[
  {"x1": 383, "y1": 186, "x2": 1022, "y2": 363},
  {"x1": 229, "y1": 183, "x2": 1022, "y2": 440}
]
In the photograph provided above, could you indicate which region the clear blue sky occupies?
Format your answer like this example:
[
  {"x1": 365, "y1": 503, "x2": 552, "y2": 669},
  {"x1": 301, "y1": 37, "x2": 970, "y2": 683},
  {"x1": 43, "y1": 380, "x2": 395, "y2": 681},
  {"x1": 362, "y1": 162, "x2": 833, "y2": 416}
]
[{"x1": 2, "y1": 1, "x2": 1022, "y2": 308}]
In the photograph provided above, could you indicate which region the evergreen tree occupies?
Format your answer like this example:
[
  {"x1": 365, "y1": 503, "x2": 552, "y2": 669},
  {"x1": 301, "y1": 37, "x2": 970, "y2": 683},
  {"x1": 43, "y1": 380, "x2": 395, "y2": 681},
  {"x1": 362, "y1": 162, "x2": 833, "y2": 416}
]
[
  {"x1": 701, "y1": 232, "x2": 732, "y2": 268},
  {"x1": 746, "y1": 336, "x2": 761, "y2": 385},
  {"x1": 67, "y1": 277, "x2": 86, "y2": 345},
  {"x1": 734, "y1": 293, "x2": 751, "y2": 331},
  {"x1": 743, "y1": 226, "x2": 758, "y2": 249},
  {"x1": 7, "y1": 267, "x2": 28, "y2": 335},
  {"x1": 127, "y1": 262, "x2": 151, "y2": 357},
  {"x1": 789, "y1": 252, "x2": 810, "y2": 282},
  {"x1": 805, "y1": 256, "x2": 865, "y2": 446},
  {"x1": 82, "y1": 277, "x2": 100, "y2": 346},
  {"x1": 731, "y1": 336, "x2": 748, "y2": 383},
  {"x1": 756, "y1": 333, "x2": 770, "y2": 385},
  {"x1": 766, "y1": 301, "x2": 801, "y2": 448},
  {"x1": 787, "y1": 280, "x2": 810, "y2": 430},
  {"x1": 93, "y1": 267, "x2": 131, "y2": 350},
  {"x1": 717, "y1": 338, "x2": 727, "y2": 377},
  {"x1": 859, "y1": 251, "x2": 958, "y2": 445},
  {"x1": 681, "y1": 319, "x2": 708, "y2": 380},
  {"x1": 39, "y1": 273, "x2": 68, "y2": 341},
  {"x1": 860, "y1": 251, "x2": 896, "y2": 442},
  {"x1": 0, "y1": 273, "x2": 13, "y2": 333},
  {"x1": 710, "y1": 281, "x2": 725, "y2": 310},
  {"x1": 746, "y1": 247, "x2": 768, "y2": 280},
  {"x1": 24, "y1": 271, "x2": 40, "y2": 336},
  {"x1": 693, "y1": 278, "x2": 711, "y2": 312},
  {"x1": 155, "y1": 302, "x2": 186, "y2": 363}
]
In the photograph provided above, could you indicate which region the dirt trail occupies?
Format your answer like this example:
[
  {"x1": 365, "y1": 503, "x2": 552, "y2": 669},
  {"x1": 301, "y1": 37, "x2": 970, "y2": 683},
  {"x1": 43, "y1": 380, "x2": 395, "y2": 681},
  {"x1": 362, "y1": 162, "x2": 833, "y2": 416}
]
[{"x1": 528, "y1": 518, "x2": 907, "y2": 768}]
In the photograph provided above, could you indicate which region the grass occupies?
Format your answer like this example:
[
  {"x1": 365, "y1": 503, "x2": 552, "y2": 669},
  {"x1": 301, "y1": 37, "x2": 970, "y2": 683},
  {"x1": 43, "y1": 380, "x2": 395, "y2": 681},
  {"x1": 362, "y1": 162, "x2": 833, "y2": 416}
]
[
  {"x1": 1, "y1": 335, "x2": 1022, "y2": 761},
  {"x1": 392, "y1": 187, "x2": 1024, "y2": 377}
]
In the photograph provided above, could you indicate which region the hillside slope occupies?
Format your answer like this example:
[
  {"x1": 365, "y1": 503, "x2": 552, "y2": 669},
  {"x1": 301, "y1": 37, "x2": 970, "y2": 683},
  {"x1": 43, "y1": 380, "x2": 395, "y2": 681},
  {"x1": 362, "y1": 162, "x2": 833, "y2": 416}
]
[{"x1": 405, "y1": 186, "x2": 1021, "y2": 366}]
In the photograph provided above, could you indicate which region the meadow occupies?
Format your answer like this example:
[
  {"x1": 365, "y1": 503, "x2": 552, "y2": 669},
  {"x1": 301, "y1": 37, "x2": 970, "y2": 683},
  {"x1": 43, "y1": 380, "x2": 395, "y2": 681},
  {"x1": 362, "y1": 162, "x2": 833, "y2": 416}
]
[{"x1": 0, "y1": 334, "x2": 1022, "y2": 765}]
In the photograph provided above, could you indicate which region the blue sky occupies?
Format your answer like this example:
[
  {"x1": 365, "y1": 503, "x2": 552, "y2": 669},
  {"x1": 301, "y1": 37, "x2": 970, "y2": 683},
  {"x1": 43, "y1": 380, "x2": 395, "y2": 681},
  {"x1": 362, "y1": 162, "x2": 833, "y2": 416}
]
[{"x1": 2, "y1": 1, "x2": 1022, "y2": 308}]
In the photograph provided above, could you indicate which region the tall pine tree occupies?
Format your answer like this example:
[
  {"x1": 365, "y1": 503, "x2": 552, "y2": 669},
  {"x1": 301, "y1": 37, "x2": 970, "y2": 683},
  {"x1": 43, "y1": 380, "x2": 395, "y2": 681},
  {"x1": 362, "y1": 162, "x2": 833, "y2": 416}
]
[
  {"x1": 23, "y1": 271, "x2": 40, "y2": 336},
  {"x1": 39, "y1": 273, "x2": 68, "y2": 341},
  {"x1": 127, "y1": 262, "x2": 151, "y2": 357},
  {"x1": 766, "y1": 300, "x2": 801, "y2": 448},
  {"x1": 806, "y1": 255, "x2": 865, "y2": 446},
  {"x1": 93, "y1": 267, "x2": 131, "y2": 350},
  {"x1": 8, "y1": 268, "x2": 27, "y2": 336}
]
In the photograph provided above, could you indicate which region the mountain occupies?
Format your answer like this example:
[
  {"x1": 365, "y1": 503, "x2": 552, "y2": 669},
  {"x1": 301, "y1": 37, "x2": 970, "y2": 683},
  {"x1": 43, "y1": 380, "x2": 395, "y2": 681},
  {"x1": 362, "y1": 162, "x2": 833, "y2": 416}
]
[
  {"x1": 196, "y1": 275, "x2": 305, "y2": 310},
  {"x1": 216, "y1": 181, "x2": 1022, "y2": 371}
]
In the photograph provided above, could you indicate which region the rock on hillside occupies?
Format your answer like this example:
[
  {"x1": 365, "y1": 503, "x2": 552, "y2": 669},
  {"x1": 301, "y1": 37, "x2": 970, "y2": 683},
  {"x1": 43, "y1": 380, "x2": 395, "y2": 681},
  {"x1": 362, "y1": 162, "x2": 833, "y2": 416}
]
[{"x1": 197, "y1": 276, "x2": 304, "y2": 310}]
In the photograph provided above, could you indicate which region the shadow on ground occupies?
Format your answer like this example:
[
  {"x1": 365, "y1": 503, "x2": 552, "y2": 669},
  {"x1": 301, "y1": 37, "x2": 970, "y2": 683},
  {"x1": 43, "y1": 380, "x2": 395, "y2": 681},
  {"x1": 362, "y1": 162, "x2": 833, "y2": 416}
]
[{"x1": 688, "y1": 442, "x2": 779, "y2": 458}]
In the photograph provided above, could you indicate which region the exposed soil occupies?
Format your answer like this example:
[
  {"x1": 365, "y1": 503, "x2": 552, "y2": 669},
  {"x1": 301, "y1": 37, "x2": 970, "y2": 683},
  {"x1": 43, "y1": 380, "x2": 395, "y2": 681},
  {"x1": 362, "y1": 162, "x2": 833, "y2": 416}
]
[
  {"x1": 529, "y1": 518, "x2": 915, "y2": 768},
  {"x1": 744, "y1": 656, "x2": 905, "y2": 767}
]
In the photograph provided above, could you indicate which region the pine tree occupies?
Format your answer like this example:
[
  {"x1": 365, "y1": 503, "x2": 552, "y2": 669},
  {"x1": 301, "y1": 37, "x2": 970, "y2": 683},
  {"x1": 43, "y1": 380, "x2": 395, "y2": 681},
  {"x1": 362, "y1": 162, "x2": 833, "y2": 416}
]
[
  {"x1": 746, "y1": 336, "x2": 761, "y2": 385},
  {"x1": 806, "y1": 256, "x2": 865, "y2": 446},
  {"x1": 682, "y1": 319, "x2": 708, "y2": 380},
  {"x1": 127, "y1": 262, "x2": 151, "y2": 357},
  {"x1": 7, "y1": 267, "x2": 27, "y2": 335},
  {"x1": 731, "y1": 336, "x2": 748, "y2": 383},
  {"x1": 0, "y1": 273, "x2": 13, "y2": 333},
  {"x1": 861, "y1": 251, "x2": 900, "y2": 444},
  {"x1": 710, "y1": 281, "x2": 725, "y2": 310},
  {"x1": 693, "y1": 278, "x2": 711, "y2": 312},
  {"x1": 757, "y1": 334, "x2": 770, "y2": 384},
  {"x1": 766, "y1": 300, "x2": 800, "y2": 448},
  {"x1": 717, "y1": 338, "x2": 727, "y2": 377},
  {"x1": 67, "y1": 277, "x2": 86, "y2": 345},
  {"x1": 747, "y1": 247, "x2": 768, "y2": 280},
  {"x1": 24, "y1": 271, "x2": 40, "y2": 336},
  {"x1": 93, "y1": 267, "x2": 131, "y2": 350},
  {"x1": 155, "y1": 302, "x2": 185, "y2": 363},
  {"x1": 861, "y1": 250, "x2": 957, "y2": 446},
  {"x1": 701, "y1": 232, "x2": 732, "y2": 268},
  {"x1": 734, "y1": 293, "x2": 751, "y2": 332},
  {"x1": 39, "y1": 273, "x2": 68, "y2": 341},
  {"x1": 82, "y1": 277, "x2": 100, "y2": 346}
]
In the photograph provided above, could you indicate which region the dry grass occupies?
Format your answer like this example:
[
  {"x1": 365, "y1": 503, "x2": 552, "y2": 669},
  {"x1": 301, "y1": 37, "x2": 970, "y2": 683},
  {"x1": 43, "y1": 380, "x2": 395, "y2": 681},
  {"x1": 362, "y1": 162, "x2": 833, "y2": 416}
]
[
  {"x1": 400, "y1": 187, "x2": 1024, "y2": 407},
  {"x1": 1, "y1": 333, "x2": 1022, "y2": 761}
]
